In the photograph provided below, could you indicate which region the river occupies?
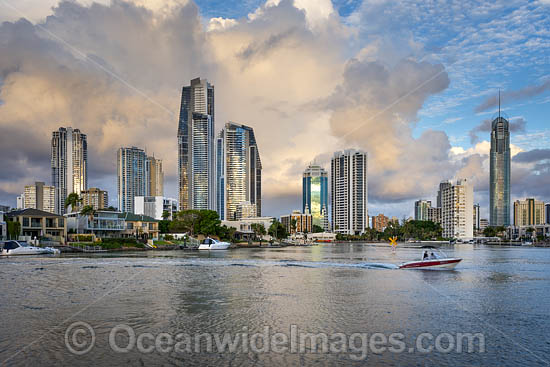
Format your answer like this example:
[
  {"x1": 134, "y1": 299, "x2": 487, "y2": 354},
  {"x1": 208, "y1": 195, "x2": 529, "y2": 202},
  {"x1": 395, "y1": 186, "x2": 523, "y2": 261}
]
[{"x1": 1, "y1": 243, "x2": 549, "y2": 366}]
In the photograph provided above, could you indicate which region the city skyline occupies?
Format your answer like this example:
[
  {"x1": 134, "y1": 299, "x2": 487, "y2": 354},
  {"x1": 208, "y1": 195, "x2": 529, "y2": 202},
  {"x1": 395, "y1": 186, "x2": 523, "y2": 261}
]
[{"x1": 0, "y1": 0, "x2": 549, "y2": 220}]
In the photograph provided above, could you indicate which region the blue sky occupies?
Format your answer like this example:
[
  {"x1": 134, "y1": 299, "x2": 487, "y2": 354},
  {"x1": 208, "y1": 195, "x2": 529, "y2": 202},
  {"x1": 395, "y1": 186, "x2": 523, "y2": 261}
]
[{"x1": 0, "y1": 0, "x2": 549, "y2": 219}]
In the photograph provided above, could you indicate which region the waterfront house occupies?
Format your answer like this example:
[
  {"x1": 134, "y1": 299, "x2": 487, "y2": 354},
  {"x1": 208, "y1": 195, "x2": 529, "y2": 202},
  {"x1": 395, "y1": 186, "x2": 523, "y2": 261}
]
[
  {"x1": 119, "y1": 213, "x2": 159, "y2": 240},
  {"x1": 5, "y1": 209, "x2": 67, "y2": 242}
]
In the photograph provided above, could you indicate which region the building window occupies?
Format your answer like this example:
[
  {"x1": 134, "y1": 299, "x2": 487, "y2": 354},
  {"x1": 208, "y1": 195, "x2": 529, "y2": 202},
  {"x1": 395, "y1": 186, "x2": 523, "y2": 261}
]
[{"x1": 23, "y1": 217, "x2": 29, "y2": 227}]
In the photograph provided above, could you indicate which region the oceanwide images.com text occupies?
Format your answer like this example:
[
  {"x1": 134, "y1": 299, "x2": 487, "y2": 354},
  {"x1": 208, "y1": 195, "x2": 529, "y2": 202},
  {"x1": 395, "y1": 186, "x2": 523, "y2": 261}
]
[{"x1": 65, "y1": 322, "x2": 485, "y2": 360}]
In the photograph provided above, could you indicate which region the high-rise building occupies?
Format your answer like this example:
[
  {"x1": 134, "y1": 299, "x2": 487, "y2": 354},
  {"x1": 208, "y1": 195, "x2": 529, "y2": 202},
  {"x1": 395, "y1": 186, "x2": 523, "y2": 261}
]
[
  {"x1": 117, "y1": 147, "x2": 147, "y2": 213},
  {"x1": 51, "y1": 127, "x2": 88, "y2": 214},
  {"x1": 216, "y1": 122, "x2": 262, "y2": 220},
  {"x1": 22, "y1": 182, "x2": 56, "y2": 213},
  {"x1": 437, "y1": 181, "x2": 451, "y2": 208},
  {"x1": 513, "y1": 198, "x2": 546, "y2": 227},
  {"x1": 428, "y1": 207, "x2": 441, "y2": 224},
  {"x1": 146, "y1": 156, "x2": 163, "y2": 197},
  {"x1": 441, "y1": 179, "x2": 474, "y2": 239},
  {"x1": 303, "y1": 164, "x2": 329, "y2": 231},
  {"x1": 178, "y1": 77, "x2": 215, "y2": 211},
  {"x1": 331, "y1": 149, "x2": 368, "y2": 235},
  {"x1": 414, "y1": 200, "x2": 431, "y2": 221},
  {"x1": 135, "y1": 196, "x2": 178, "y2": 221},
  {"x1": 547, "y1": 204, "x2": 550, "y2": 225},
  {"x1": 490, "y1": 96, "x2": 511, "y2": 226},
  {"x1": 81, "y1": 188, "x2": 109, "y2": 210},
  {"x1": 372, "y1": 214, "x2": 389, "y2": 232},
  {"x1": 280, "y1": 210, "x2": 312, "y2": 234},
  {"x1": 474, "y1": 203, "x2": 480, "y2": 232}
]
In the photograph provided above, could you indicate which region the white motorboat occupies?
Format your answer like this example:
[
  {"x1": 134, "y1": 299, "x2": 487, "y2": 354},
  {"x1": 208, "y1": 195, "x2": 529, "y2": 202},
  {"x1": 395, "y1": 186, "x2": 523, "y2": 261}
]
[
  {"x1": 399, "y1": 249, "x2": 461, "y2": 270},
  {"x1": 198, "y1": 238, "x2": 231, "y2": 250},
  {"x1": 1, "y1": 240, "x2": 60, "y2": 256}
]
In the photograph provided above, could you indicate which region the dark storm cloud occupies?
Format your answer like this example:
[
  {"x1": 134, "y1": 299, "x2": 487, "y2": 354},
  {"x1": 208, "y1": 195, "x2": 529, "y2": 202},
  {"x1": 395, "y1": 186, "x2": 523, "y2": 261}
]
[
  {"x1": 513, "y1": 149, "x2": 550, "y2": 164},
  {"x1": 475, "y1": 80, "x2": 550, "y2": 112}
]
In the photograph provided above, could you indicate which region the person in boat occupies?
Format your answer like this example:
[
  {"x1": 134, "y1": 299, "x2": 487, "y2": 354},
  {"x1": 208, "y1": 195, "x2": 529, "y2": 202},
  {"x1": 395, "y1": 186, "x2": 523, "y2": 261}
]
[{"x1": 422, "y1": 251, "x2": 429, "y2": 260}]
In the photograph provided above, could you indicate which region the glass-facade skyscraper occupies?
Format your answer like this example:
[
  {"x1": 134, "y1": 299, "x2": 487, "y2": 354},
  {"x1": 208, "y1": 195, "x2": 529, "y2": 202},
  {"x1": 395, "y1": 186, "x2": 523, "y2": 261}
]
[
  {"x1": 216, "y1": 122, "x2": 262, "y2": 221},
  {"x1": 490, "y1": 114, "x2": 511, "y2": 227},
  {"x1": 117, "y1": 147, "x2": 147, "y2": 213},
  {"x1": 178, "y1": 78, "x2": 215, "y2": 211},
  {"x1": 302, "y1": 164, "x2": 328, "y2": 231},
  {"x1": 51, "y1": 127, "x2": 88, "y2": 214}
]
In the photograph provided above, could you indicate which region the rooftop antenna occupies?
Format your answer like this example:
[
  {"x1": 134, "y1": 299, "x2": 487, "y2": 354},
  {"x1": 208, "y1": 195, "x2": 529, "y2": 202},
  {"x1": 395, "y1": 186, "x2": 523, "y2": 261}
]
[{"x1": 498, "y1": 89, "x2": 501, "y2": 119}]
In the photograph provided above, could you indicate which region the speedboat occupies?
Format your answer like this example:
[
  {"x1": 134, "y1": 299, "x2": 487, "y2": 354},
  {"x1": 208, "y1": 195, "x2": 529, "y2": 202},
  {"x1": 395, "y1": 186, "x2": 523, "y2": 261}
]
[
  {"x1": 1, "y1": 240, "x2": 60, "y2": 256},
  {"x1": 198, "y1": 238, "x2": 231, "y2": 250},
  {"x1": 399, "y1": 249, "x2": 461, "y2": 270}
]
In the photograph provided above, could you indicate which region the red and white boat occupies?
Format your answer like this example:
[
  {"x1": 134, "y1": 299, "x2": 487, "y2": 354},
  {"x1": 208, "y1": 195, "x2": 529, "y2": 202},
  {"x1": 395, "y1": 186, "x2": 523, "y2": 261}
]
[{"x1": 399, "y1": 249, "x2": 462, "y2": 270}]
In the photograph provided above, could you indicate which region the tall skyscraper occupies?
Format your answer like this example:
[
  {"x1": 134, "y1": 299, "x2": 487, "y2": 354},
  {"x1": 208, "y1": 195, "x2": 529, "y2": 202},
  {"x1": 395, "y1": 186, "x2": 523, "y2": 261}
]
[
  {"x1": 414, "y1": 200, "x2": 431, "y2": 221},
  {"x1": 303, "y1": 164, "x2": 329, "y2": 231},
  {"x1": 117, "y1": 147, "x2": 147, "y2": 213},
  {"x1": 51, "y1": 127, "x2": 88, "y2": 214},
  {"x1": 146, "y1": 156, "x2": 164, "y2": 197},
  {"x1": 178, "y1": 77, "x2": 215, "y2": 211},
  {"x1": 216, "y1": 122, "x2": 262, "y2": 220},
  {"x1": 331, "y1": 149, "x2": 368, "y2": 235},
  {"x1": 23, "y1": 182, "x2": 56, "y2": 213},
  {"x1": 513, "y1": 198, "x2": 546, "y2": 226},
  {"x1": 490, "y1": 95, "x2": 511, "y2": 226},
  {"x1": 441, "y1": 179, "x2": 474, "y2": 239}
]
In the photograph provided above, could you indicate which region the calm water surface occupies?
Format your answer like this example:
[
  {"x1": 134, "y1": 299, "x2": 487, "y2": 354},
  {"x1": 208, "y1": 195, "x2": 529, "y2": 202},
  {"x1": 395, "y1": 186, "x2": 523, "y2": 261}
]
[{"x1": 1, "y1": 244, "x2": 549, "y2": 366}]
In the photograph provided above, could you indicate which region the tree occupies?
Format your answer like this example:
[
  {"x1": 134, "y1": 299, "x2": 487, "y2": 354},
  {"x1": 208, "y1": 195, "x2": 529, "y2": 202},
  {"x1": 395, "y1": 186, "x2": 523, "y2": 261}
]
[
  {"x1": 251, "y1": 223, "x2": 267, "y2": 244},
  {"x1": 158, "y1": 220, "x2": 170, "y2": 234},
  {"x1": 290, "y1": 218, "x2": 297, "y2": 234},
  {"x1": 65, "y1": 193, "x2": 82, "y2": 213},
  {"x1": 483, "y1": 226, "x2": 497, "y2": 237},
  {"x1": 196, "y1": 210, "x2": 221, "y2": 236},
  {"x1": 269, "y1": 220, "x2": 288, "y2": 240},
  {"x1": 7, "y1": 220, "x2": 21, "y2": 240},
  {"x1": 312, "y1": 224, "x2": 324, "y2": 233},
  {"x1": 162, "y1": 211, "x2": 170, "y2": 220}
]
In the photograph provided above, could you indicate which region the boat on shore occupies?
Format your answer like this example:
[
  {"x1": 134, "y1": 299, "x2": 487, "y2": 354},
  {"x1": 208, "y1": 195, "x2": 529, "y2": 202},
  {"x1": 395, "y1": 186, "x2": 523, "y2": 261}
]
[
  {"x1": 399, "y1": 249, "x2": 461, "y2": 270},
  {"x1": 198, "y1": 238, "x2": 231, "y2": 250},
  {"x1": 1, "y1": 240, "x2": 60, "y2": 256}
]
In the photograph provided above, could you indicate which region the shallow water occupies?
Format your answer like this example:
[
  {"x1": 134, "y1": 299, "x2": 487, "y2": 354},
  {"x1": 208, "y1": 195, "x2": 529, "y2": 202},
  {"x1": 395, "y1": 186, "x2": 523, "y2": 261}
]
[{"x1": 1, "y1": 244, "x2": 549, "y2": 366}]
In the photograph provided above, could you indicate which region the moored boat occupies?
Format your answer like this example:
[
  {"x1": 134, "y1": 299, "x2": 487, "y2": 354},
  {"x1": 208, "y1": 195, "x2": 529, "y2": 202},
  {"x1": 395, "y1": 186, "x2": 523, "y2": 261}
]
[
  {"x1": 198, "y1": 238, "x2": 231, "y2": 250},
  {"x1": 1, "y1": 240, "x2": 60, "y2": 256}
]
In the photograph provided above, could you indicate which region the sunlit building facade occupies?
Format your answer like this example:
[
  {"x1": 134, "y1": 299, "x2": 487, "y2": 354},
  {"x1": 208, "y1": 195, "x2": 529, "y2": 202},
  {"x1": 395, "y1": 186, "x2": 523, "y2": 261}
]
[
  {"x1": 117, "y1": 147, "x2": 147, "y2": 214},
  {"x1": 513, "y1": 198, "x2": 546, "y2": 227},
  {"x1": 303, "y1": 164, "x2": 329, "y2": 231},
  {"x1": 216, "y1": 122, "x2": 262, "y2": 220},
  {"x1": 146, "y1": 156, "x2": 163, "y2": 197},
  {"x1": 331, "y1": 149, "x2": 368, "y2": 235},
  {"x1": 178, "y1": 77, "x2": 215, "y2": 211},
  {"x1": 490, "y1": 115, "x2": 511, "y2": 226},
  {"x1": 441, "y1": 179, "x2": 474, "y2": 239},
  {"x1": 51, "y1": 127, "x2": 88, "y2": 214},
  {"x1": 81, "y1": 188, "x2": 109, "y2": 210},
  {"x1": 23, "y1": 182, "x2": 56, "y2": 214}
]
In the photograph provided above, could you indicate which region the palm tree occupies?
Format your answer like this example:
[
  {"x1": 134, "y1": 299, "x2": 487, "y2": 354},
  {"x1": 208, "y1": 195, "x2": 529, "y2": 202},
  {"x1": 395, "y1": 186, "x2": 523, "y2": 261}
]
[
  {"x1": 80, "y1": 205, "x2": 97, "y2": 240},
  {"x1": 65, "y1": 193, "x2": 82, "y2": 213}
]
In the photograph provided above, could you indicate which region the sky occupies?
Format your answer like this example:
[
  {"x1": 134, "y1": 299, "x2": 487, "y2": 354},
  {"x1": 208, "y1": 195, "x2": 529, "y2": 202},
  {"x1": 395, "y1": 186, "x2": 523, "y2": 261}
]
[{"x1": 0, "y1": 0, "x2": 549, "y2": 220}]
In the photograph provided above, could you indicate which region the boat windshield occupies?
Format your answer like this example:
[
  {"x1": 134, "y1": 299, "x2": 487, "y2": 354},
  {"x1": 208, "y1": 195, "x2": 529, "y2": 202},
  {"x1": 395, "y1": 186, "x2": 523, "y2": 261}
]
[{"x1": 18, "y1": 242, "x2": 30, "y2": 247}]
